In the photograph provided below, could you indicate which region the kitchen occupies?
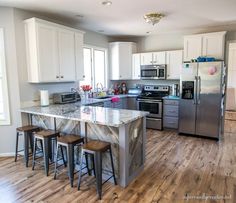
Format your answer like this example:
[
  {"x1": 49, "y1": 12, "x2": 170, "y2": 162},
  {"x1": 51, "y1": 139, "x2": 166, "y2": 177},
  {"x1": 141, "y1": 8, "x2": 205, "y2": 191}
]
[{"x1": 0, "y1": 1, "x2": 236, "y2": 202}]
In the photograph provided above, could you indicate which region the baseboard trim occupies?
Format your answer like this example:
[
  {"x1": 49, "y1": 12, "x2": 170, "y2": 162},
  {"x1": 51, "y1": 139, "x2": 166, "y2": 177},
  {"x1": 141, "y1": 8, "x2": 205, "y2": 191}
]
[{"x1": 0, "y1": 152, "x2": 23, "y2": 157}]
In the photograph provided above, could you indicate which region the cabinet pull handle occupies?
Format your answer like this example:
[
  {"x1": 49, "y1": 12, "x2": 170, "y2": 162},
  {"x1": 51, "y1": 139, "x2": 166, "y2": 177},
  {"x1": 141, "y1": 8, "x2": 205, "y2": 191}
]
[
  {"x1": 56, "y1": 76, "x2": 59, "y2": 79},
  {"x1": 61, "y1": 76, "x2": 64, "y2": 78},
  {"x1": 83, "y1": 75, "x2": 85, "y2": 78}
]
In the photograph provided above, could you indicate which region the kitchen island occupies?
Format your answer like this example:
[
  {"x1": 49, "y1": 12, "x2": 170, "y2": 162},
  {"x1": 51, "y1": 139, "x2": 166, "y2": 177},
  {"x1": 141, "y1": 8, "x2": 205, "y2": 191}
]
[{"x1": 20, "y1": 103, "x2": 148, "y2": 187}]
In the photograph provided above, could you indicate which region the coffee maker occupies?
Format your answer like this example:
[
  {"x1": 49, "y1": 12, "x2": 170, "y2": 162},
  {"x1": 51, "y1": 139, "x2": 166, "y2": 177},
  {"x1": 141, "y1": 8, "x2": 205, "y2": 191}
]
[{"x1": 172, "y1": 84, "x2": 179, "y2": 97}]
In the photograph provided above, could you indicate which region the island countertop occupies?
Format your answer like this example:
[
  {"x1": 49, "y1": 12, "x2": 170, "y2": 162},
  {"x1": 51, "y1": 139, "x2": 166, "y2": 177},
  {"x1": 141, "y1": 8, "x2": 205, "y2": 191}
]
[{"x1": 20, "y1": 104, "x2": 149, "y2": 127}]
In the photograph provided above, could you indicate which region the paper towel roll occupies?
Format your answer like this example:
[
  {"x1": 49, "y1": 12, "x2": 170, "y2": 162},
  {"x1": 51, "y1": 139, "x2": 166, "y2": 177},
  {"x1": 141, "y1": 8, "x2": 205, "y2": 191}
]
[{"x1": 40, "y1": 90, "x2": 49, "y2": 106}]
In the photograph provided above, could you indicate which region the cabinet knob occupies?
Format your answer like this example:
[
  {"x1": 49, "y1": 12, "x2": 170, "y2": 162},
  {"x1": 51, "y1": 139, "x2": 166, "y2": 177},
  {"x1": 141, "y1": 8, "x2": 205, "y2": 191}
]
[
  {"x1": 83, "y1": 75, "x2": 85, "y2": 78},
  {"x1": 61, "y1": 76, "x2": 64, "y2": 78},
  {"x1": 120, "y1": 75, "x2": 122, "y2": 78},
  {"x1": 56, "y1": 76, "x2": 59, "y2": 79}
]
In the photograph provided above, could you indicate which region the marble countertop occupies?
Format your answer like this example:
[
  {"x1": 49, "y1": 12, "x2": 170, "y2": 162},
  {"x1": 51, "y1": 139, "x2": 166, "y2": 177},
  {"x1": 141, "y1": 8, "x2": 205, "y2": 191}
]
[{"x1": 20, "y1": 103, "x2": 149, "y2": 127}]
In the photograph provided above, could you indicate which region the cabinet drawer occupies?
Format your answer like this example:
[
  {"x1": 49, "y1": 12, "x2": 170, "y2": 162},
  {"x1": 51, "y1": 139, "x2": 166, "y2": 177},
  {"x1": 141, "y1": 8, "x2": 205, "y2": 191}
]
[
  {"x1": 164, "y1": 99, "x2": 179, "y2": 106},
  {"x1": 164, "y1": 105, "x2": 179, "y2": 117},
  {"x1": 163, "y1": 117, "x2": 178, "y2": 129}
]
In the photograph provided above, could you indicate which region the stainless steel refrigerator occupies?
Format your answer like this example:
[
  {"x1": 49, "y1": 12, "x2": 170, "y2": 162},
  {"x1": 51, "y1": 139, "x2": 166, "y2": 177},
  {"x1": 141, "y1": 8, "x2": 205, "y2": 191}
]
[{"x1": 179, "y1": 61, "x2": 226, "y2": 139}]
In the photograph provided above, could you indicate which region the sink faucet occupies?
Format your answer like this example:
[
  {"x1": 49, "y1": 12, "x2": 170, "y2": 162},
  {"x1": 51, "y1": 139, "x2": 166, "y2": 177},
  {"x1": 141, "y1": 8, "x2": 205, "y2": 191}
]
[{"x1": 96, "y1": 83, "x2": 104, "y2": 93}]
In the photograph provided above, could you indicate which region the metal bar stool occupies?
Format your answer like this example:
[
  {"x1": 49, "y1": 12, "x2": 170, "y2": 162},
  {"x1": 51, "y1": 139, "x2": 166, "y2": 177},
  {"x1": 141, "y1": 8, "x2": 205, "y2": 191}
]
[
  {"x1": 54, "y1": 134, "x2": 90, "y2": 187},
  {"x1": 77, "y1": 140, "x2": 117, "y2": 200},
  {"x1": 32, "y1": 130, "x2": 62, "y2": 176},
  {"x1": 15, "y1": 125, "x2": 40, "y2": 167}
]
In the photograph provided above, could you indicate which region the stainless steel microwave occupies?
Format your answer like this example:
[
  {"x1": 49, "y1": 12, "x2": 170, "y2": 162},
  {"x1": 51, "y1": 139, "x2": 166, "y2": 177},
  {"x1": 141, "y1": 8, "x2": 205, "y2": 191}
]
[{"x1": 140, "y1": 65, "x2": 166, "y2": 80}]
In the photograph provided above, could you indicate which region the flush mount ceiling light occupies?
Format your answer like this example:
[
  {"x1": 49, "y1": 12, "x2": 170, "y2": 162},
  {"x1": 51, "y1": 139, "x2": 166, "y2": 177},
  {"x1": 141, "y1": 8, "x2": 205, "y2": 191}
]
[
  {"x1": 102, "y1": 0, "x2": 112, "y2": 6},
  {"x1": 143, "y1": 12, "x2": 165, "y2": 26}
]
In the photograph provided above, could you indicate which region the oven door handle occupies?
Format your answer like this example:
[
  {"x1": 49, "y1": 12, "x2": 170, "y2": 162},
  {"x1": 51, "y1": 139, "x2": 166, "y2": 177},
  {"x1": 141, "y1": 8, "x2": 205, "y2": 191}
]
[{"x1": 137, "y1": 99, "x2": 162, "y2": 103}]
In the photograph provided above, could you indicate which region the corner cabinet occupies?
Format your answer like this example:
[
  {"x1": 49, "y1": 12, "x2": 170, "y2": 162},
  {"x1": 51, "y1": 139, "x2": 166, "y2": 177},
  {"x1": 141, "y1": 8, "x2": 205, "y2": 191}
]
[
  {"x1": 109, "y1": 42, "x2": 137, "y2": 80},
  {"x1": 184, "y1": 31, "x2": 226, "y2": 62},
  {"x1": 166, "y1": 50, "x2": 183, "y2": 80},
  {"x1": 24, "y1": 18, "x2": 85, "y2": 83}
]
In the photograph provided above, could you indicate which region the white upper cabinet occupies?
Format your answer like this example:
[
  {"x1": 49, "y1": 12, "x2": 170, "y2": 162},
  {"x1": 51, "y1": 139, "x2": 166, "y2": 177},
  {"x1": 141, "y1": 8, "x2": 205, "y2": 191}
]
[
  {"x1": 36, "y1": 23, "x2": 59, "y2": 82},
  {"x1": 202, "y1": 32, "x2": 226, "y2": 59},
  {"x1": 132, "y1": 53, "x2": 141, "y2": 79},
  {"x1": 58, "y1": 29, "x2": 76, "y2": 81},
  {"x1": 24, "y1": 18, "x2": 85, "y2": 83},
  {"x1": 184, "y1": 35, "x2": 202, "y2": 62},
  {"x1": 140, "y1": 51, "x2": 166, "y2": 65},
  {"x1": 140, "y1": 53, "x2": 153, "y2": 65},
  {"x1": 110, "y1": 42, "x2": 137, "y2": 80},
  {"x1": 184, "y1": 31, "x2": 226, "y2": 62},
  {"x1": 152, "y1": 51, "x2": 166, "y2": 65},
  {"x1": 166, "y1": 50, "x2": 183, "y2": 80},
  {"x1": 75, "y1": 33, "x2": 85, "y2": 81}
]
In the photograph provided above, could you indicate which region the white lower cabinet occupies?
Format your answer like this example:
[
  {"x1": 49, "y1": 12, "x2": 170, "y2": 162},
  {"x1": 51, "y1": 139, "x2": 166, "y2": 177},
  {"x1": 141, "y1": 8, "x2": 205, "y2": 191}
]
[
  {"x1": 163, "y1": 99, "x2": 179, "y2": 129},
  {"x1": 24, "y1": 18, "x2": 85, "y2": 83}
]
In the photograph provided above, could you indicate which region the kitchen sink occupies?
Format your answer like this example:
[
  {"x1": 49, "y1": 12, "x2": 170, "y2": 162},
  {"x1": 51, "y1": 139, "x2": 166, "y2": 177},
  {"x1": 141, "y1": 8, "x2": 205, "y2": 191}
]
[{"x1": 95, "y1": 96, "x2": 112, "y2": 99}]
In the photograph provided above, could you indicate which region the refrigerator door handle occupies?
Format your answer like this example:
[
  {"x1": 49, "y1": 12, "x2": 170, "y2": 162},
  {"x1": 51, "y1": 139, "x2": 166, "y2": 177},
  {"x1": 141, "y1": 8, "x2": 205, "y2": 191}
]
[
  {"x1": 194, "y1": 76, "x2": 198, "y2": 105},
  {"x1": 198, "y1": 76, "x2": 201, "y2": 104}
]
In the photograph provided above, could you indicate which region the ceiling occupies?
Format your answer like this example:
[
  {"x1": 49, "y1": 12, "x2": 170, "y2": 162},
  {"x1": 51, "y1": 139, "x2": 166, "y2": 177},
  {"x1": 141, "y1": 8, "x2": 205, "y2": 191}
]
[{"x1": 1, "y1": 0, "x2": 236, "y2": 36}]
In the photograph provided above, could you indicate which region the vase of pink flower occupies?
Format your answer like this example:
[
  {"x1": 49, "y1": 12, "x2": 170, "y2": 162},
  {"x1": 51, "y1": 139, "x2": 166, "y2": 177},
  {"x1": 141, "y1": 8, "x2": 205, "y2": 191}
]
[{"x1": 81, "y1": 85, "x2": 92, "y2": 100}]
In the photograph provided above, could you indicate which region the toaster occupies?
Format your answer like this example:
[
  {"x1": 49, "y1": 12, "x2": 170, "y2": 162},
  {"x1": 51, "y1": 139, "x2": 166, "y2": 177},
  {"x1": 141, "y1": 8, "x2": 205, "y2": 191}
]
[{"x1": 53, "y1": 92, "x2": 80, "y2": 104}]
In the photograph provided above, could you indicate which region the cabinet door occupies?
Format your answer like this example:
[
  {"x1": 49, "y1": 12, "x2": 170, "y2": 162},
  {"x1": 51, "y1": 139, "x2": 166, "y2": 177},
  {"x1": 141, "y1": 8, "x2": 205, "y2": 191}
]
[
  {"x1": 184, "y1": 36, "x2": 202, "y2": 62},
  {"x1": 37, "y1": 23, "x2": 59, "y2": 82},
  {"x1": 118, "y1": 43, "x2": 133, "y2": 79},
  {"x1": 109, "y1": 43, "x2": 120, "y2": 80},
  {"x1": 153, "y1": 51, "x2": 166, "y2": 64},
  {"x1": 75, "y1": 33, "x2": 85, "y2": 81},
  {"x1": 166, "y1": 50, "x2": 183, "y2": 79},
  {"x1": 132, "y1": 53, "x2": 141, "y2": 79},
  {"x1": 140, "y1": 53, "x2": 153, "y2": 65},
  {"x1": 58, "y1": 29, "x2": 76, "y2": 81},
  {"x1": 202, "y1": 32, "x2": 226, "y2": 59}
]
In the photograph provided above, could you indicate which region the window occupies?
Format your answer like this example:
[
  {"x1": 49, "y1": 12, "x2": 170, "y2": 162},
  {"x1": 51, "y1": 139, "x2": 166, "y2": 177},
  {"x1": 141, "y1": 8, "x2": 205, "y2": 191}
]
[
  {"x1": 0, "y1": 28, "x2": 10, "y2": 125},
  {"x1": 80, "y1": 46, "x2": 107, "y2": 89}
]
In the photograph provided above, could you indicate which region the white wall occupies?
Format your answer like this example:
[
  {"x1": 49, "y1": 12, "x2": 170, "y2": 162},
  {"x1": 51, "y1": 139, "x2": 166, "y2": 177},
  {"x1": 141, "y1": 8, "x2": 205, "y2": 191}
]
[{"x1": 0, "y1": 7, "x2": 22, "y2": 155}]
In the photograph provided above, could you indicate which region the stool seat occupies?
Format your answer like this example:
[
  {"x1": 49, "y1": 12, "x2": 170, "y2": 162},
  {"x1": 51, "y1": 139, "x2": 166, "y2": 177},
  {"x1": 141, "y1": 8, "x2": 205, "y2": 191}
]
[
  {"x1": 35, "y1": 130, "x2": 59, "y2": 138},
  {"x1": 17, "y1": 125, "x2": 40, "y2": 132},
  {"x1": 57, "y1": 135, "x2": 84, "y2": 144},
  {"x1": 83, "y1": 140, "x2": 110, "y2": 152}
]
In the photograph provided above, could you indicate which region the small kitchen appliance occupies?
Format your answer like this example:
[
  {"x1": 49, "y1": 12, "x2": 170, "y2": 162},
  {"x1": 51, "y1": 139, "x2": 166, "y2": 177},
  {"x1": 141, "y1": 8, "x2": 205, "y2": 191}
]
[
  {"x1": 140, "y1": 65, "x2": 166, "y2": 80},
  {"x1": 53, "y1": 92, "x2": 80, "y2": 104}
]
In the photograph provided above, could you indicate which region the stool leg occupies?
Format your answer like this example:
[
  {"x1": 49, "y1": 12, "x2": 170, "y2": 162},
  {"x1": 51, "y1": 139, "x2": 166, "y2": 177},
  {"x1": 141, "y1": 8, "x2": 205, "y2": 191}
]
[
  {"x1": 67, "y1": 144, "x2": 74, "y2": 187},
  {"x1": 84, "y1": 152, "x2": 91, "y2": 175},
  {"x1": 32, "y1": 137, "x2": 37, "y2": 170},
  {"x1": 109, "y1": 147, "x2": 117, "y2": 185},
  {"x1": 92, "y1": 155, "x2": 96, "y2": 177},
  {"x1": 77, "y1": 149, "x2": 85, "y2": 190},
  {"x1": 60, "y1": 145, "x2": 67, "y2": 167},
  {"x1": 43, "y1": 138, "x2": 50, "y2": 176},
  {"x1": 29, "y1": 132, "x2": 34, "y2": 154},
  {"x1": 24, "y1": 132, "x2": 29, "y2": 167},
  {"x1": 15, "y1": 132, "x2": 19, "y2": 162},
  {"x1": 54, "y1": 143, "x2": 59, "y2": 180},
  {"x1": 94, "y1": 152, "x2": 102, "y2": 200}
]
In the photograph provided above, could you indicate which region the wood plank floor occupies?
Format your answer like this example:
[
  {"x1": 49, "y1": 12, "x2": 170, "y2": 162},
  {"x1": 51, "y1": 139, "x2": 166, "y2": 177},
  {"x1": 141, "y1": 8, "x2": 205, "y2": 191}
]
[{"x1": 1, "y1": 128, "x2": 236, "y2": 203}]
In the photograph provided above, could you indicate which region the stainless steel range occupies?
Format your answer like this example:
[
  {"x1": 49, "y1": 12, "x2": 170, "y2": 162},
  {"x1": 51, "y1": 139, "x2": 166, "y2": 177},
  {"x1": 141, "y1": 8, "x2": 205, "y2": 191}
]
[{"x1": 137, "y1": 85, "x2": 169, "y2": 130}]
